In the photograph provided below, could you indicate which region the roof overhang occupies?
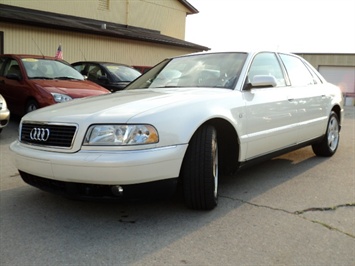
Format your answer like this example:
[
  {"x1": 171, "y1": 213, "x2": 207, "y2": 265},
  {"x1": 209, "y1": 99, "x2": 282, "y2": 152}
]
[
  {"x1": 0, "y1": 4, "x2": 209, "y2": 51},
  {"x1": 178, "y1": 0, "x2": 199, "y2": 14}
]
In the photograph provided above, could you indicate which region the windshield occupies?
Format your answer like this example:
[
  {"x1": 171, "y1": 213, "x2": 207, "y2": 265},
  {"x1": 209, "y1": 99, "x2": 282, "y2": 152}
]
[
  {"x1": 126, "y1": 52, "x2": 247, "y2": 90},
  {"x1": 22, "y1": 58, "x2": 84, "y2": 80},
  {"x1": 104, "y1": 64, "x2": 141, "y2": 82}
]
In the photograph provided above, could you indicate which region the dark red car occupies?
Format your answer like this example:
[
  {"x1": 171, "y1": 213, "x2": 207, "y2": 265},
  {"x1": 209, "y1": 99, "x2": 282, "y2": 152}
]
[{"x1": 0, "y1": 54, "x2": 110, "y2": 116}]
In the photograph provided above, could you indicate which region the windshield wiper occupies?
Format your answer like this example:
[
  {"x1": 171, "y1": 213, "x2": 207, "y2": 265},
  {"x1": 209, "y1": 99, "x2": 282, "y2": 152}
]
[
  {"x1": 29, "y1": 76, "x2": 54, "y2": 80},
  {"x1": 155, "y1": 85, "x2": 179, "y2": 88},
  {"x1": 54, "y1": 76, "x2": 80, "y2": 80}
]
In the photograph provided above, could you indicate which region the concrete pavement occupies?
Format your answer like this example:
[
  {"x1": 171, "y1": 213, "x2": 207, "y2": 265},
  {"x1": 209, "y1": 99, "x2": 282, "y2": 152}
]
[{"x1": 0, "y1": 107, "x2": 354, "y2": 265}]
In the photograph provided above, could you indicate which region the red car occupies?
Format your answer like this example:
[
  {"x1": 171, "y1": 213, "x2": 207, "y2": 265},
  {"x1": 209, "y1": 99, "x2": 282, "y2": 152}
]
[{"x1": 0, "y1": 54, "x2": 110, "y2": 116}]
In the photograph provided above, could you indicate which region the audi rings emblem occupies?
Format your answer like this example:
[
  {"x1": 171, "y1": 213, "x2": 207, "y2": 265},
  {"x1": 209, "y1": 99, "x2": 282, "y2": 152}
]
[{"x1": 30, "y1": 128, "x2": 50, "y2": 141}]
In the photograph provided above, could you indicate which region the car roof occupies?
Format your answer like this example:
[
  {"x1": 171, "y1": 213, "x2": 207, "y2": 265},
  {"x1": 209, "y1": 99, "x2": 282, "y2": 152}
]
[
  {"x1": 1, "y1": 54, "x2": 60, "y2": 60},
  {"x1": 166, "y1": 50, "x2": 300, "y2": 62},
  {"x1": 72, "y1": 61, "x2": 132, "y2": 66}
]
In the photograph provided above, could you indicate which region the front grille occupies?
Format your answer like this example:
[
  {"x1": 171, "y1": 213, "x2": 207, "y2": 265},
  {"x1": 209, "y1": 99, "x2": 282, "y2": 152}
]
[
  {"x1": 21, "y1": 122, "x2": 77, "y2": 148},
  {"x1": 19, "y1": 171, "x2": 177, "y2": 200},
  {"x1": 20, "y1": 171, "x2": 114, "y2": 198}
]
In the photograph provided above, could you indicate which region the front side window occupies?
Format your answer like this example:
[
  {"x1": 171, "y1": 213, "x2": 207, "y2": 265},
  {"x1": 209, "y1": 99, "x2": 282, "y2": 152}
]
[
  {"x1": 247, "y1": 52, "x2": 286, "y2": 87},
  {"x1": 280, "y1": 54, "x2": 315, "y2": 86}
]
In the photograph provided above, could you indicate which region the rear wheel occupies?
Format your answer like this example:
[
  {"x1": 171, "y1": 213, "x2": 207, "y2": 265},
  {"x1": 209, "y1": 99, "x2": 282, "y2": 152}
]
[
  {"x1": 25, "y1": 99, "x2": 38, "y2": 114},
  {"x1": 181, "y1": 125, "x2": 218, "y2": 210},
  {"x1": 312, "y1": 111, "x2": 340, "y2": 157}
]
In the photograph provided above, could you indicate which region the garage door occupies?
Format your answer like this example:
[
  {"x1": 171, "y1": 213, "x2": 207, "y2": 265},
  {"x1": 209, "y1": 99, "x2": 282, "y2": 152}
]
[{"x1": 319, "y1": 66, "x2": 355, "y2": 94}]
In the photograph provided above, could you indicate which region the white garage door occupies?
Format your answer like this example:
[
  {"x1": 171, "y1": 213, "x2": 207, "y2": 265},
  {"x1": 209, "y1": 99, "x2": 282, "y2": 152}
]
[{"x1": 319, "y1": 66, "x2": 355, "y2": 94}]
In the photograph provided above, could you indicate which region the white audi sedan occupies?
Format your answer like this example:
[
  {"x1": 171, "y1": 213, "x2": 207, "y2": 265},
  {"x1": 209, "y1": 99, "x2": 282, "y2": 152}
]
[{"x1": 10, "y1": 51, "x2": 344, "y2": 210}]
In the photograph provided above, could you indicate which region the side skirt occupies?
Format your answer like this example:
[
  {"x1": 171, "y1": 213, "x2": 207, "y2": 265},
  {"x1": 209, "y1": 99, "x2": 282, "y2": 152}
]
[{"x1": 237, "y1": 136, "x2": 324, "y2": 171}]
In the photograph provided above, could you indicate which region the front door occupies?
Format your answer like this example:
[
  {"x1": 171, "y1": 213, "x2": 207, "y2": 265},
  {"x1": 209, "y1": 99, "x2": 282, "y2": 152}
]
[{"x1": 243, "y1": 52, "x2": 298, "y2": 159}]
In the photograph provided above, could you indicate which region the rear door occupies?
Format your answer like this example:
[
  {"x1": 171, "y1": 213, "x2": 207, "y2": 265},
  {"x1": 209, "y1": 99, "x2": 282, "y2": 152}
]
[
  {"x1": 242, "y1": 52, "x2": 298, "y2": 159},
  {"x1": 279, "y1": 53, "x2": 328, "y2": 142}
]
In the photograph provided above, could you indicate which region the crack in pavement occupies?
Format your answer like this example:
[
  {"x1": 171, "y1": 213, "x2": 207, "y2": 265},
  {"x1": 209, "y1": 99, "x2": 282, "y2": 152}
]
[
  {"x1": 294, "y1": 203, "x2": 355, "y2": 214},
  {"x1": 220, "y1": 195, "x2": 355, "y2": 239}
]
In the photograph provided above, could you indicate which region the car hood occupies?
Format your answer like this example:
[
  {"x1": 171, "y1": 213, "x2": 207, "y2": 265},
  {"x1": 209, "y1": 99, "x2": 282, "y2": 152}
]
[
  {"x1": 22, "y1": 88, "x2": 232, "y2": 123},
  {"x1": 33, "y1": 79, "x2": 109, "y2": 97}
]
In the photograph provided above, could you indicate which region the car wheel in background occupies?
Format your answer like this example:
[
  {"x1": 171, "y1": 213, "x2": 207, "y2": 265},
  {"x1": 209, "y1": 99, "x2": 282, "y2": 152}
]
[
  {"x1": 26, "y1": 99, "x2": 39, "y2": 114},
  {"x1": 312, "y1": 111, "x2": 340, "y2": 157},
  {"x1": 182, "y1": 125, "x2": 218, "y2": 210}
]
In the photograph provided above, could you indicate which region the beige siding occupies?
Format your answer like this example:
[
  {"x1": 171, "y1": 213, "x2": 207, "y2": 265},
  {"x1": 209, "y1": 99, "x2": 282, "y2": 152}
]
[
  {"x1": 2, "y1": 0, "x2": 125, "y2": 23},
  {"x1": 1, "y1": 23, "x2": 196, "y2": 66},
  {"x1": 2, "y1": 0, "x2": 189, "y2": 39},
  {"x1": 128, "y1": 0, "x2": 188, "y2": 39},
  {"x1": 298, "y1": 54, "x2": 355, "y2": 69}
]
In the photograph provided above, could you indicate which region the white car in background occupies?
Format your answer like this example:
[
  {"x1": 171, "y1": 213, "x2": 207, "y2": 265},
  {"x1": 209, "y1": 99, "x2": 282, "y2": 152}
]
[
  {"x1": 10, "y1": 51, "x2": 344, "y2": 210},
  {"x1": 0, "y1": 94, "x2": 10, "y2": 134}
]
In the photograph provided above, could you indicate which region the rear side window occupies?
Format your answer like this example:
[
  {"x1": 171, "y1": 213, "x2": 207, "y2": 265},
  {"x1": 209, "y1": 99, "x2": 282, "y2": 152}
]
[
  {"x1": 87, "y1": 64, "x2": 104, "y2": 82},
  {"x1": 280, "y1": 54, "x2": 316, "y2": 86},
  {"x1": 4, "y1": 59, "x2": 22, "y2": 78},
  {"x1": 73, "y1": 64, "x2": 86, "y2": 74}
]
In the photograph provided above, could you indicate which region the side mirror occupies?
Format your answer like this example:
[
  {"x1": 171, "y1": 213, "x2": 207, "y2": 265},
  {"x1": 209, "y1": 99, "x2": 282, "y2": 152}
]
[
  {"x1": 251, "y1": 75, "x2": 277, "y2": 88},
  {"x1": 6, "y1": 73, "x2": 22, "y2": 81},
  {"x1": 98, "y1": 76, "x2": 109, "y2": 83}
]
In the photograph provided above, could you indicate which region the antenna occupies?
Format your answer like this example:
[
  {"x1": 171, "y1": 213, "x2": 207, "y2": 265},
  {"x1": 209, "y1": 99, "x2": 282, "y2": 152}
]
[{"x1": 32, "y1": 38, "x2": 44, "y2": 57}]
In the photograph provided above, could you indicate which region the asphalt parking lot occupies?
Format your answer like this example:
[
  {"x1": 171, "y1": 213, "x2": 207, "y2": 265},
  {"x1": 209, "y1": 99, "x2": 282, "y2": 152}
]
[{"x1": 1, "y1": 107, "x2": 354, "y2": 266}]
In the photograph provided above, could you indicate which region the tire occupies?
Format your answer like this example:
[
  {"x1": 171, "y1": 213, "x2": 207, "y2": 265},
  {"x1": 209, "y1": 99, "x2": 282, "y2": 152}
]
[
  {"x1": 25, "y1": 99, "x2": 39, "y2": 114},
  {"x1": 181, "y1": 125, "x2": 218, "y2": 210},
  {"x1": 312, "y1": 111, "x2": 340, "y2": 157}
]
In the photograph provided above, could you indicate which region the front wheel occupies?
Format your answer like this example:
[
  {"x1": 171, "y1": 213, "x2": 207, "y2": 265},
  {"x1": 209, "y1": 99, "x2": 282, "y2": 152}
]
[
  {"x1": 312, "y1": 111, "x2": 340, "y2": 157},
  {"x1": 181, "y1": 125, "x2": 218, "y2": 210},
  {"x1": 25, "y1": 99, "x2": 39, "y2": 114}
]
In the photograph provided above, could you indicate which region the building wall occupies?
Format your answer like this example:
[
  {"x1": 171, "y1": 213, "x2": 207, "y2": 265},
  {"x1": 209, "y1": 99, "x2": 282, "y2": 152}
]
[
  {"x1": 129, "y1": 0, "x2": 188, "y2": 39},
  {"x1": 298, "y1": 53, "x2": 355, "y2": 68},
  {"x1": 1, "y1": 0, "x2": 189, "y2": 39},
  {"x1": 298, "y1": 53, "x2": 355, "y2": 104},
  {"x1": 0, "y1": 22, "x2": 194, "y2": 66}
]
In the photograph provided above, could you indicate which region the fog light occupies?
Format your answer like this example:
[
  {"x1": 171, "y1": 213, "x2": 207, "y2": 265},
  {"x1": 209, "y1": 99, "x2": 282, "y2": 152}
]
[{"x1": 111, "y1": 185, "x2": 123, "y2": 196}]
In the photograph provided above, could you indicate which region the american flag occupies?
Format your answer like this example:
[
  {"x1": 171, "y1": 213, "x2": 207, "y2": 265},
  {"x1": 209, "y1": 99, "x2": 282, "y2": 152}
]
[{"x1": 55, "y1": 44, "x2": 63, "y2": 59}]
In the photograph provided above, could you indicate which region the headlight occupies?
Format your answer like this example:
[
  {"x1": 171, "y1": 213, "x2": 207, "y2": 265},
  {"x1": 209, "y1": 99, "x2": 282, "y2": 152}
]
[
  {"x1": 51, "y1": 93, "x2": 72, "y2": 103},
  {"x1": 84, "y1": 124, "x2": 159, "y2": 145},
  {"x1": 0, "y1": 97, "x2": 7, "y2": 109}
]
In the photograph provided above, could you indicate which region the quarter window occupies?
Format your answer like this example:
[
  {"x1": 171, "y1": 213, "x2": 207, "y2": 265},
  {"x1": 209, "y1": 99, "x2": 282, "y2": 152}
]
[{"x1": 280, "y1": 54, "x2": 315, "y2": 86}]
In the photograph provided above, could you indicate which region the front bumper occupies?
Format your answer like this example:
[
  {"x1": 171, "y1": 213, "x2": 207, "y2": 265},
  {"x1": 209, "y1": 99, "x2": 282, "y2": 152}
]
[{"x1": 10, "y1": 141, "x2": 187, "y2": 185}]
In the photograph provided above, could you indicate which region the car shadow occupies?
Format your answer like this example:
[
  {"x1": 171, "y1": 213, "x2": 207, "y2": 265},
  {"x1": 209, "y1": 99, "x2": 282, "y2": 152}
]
[{"x1": 0, "y1": 145, "x2": 330, "y2": 265}]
